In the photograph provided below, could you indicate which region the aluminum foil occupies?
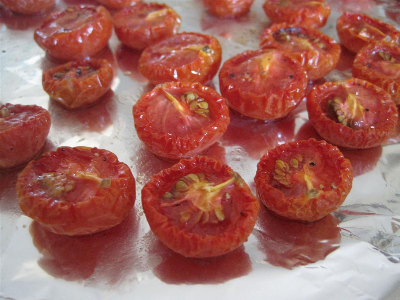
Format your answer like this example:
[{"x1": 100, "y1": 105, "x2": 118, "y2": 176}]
[{"x1": 1, "y1": 0, "x2": 400, "y2": 299}]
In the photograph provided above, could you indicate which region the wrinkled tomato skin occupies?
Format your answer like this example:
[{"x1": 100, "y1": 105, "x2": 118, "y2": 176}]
[
  {"x1": 42, "y1": 58, "x2": 113, "y2": 109},
  {"x1": 336, "y1": 12, "x2": 400, "y2": 54},
  {"x1": 96, "y1": 0, "x2": 141, "y2": 10},
  {"x1": 255, "y1": 139, "x2": 353, "y2": 222},
  {"x1": 133, "y1": 81, "x2": 230, "y2": 160},
  {"x1": 262, "y1": 0, "x2": 331, "y2": 29},
  {"x1": 203, "y1": 0, "x2": 254, "y2": 19},
  {"x1": 260, "y1": 23, "x2": 341, "y2": 81},
  {"x1": 113, "y1": 3, "x2": 181, "y2": 51},
  {"x1": 141, "y1": 156, "x2": 260, "y2": 258},
  {"x1": 138, "y1": 32, "x2": 222, "y2": 85},
  {"x1": 17, "y1": 146, "x2": 136, "y2": 236},
  {"x1": 307, "y1": 78, "x2": 398, "y2": 149},
  {"x1": 0, "y1": 0, "x2": 55, "y2": 15},
  {"x1": 352, "y1": 42, "x2": 400, "y2": 105},
  {"x1": 34, "y1": 5, "x2": 113, "y2": 61},
  {"x1": 219, "y1": 49, "x2": 307, "y2": 120},
  {"x1": 0, "y1": 104, "x2": 51, "y2": 170}
]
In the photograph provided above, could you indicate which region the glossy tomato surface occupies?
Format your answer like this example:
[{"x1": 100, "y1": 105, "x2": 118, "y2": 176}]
[
  {"x1": 17, "y1": 146, "x2": 136, "y2": 236},
  {"x1": 138, "y1": 32, "x2": 222, "y2": 85},
  {"x1": 113, "y1": 3, "x2": 181, "y2": 50},
  {"x1": 133, "y1": 81, "x2": 230, "y2": 160},
  {"x1": 34, "y1": 5, "x2": 113, "y2": 61},
  {"x1": 0, "y1": 0, "x2": 55, "y2": 15},
  {"x1": 141, "y1": 156, "x2": 260, "y2": 258},
  {"x1": 96, "y1": 0, "x2": 141, "y2": 10},
  {"x1": 260, "y1": 23, "x2": 341, "y2": 80},
  {"x1": 0, "y1": 103, "x2": 51, "y2": 170},
  {"x1": 262, "y1": 0, "x2": 331, "y2": 28},
  {"x1": 219, "y1": 49, "x2": 307, "y2": 120},
  {"x1": 42, "y1": 58, "x2": 113, "y2": 109},
  {"x1": 203, "y1": 0, "x2": 254, "y2": 18},
  {"x1": 336, "y1": 12, "x2": 400, "y2": 53},
  {"x1": 255, "y1": 138, "x2": 353, "y2": 222},
  {"x1": 307, "y1": 78, "x2": 398, "y2": 149},
  {"x1": 352, "y1": 42, "x2": 400, "y2": 105}
]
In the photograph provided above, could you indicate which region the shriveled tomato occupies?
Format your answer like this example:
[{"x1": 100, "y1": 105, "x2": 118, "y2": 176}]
[
  {"x1": 96, "y1": 0, "x2": 141, "y2": 10},
  {"x1": 133, "y1": 81, "x2": 230, "y2": 160},
  {"x1": 219, "y1": 49, "x2": 307, "y2": 120},
  {"x1": 203, "y1": 0, "x2": 254, "y2": 18},
  {"x1": 141, "y1": 156, "x2": 260, "y2": 258},
  {"x1": 262, "y1": 0, "x2": 331, "y2": 29},
  {"x1": 336, "y1": 12, "x2": 400, "y2": 53},
  {"x1": 0, "y1": 104, "x2": 51, "y2": 170},
  {"x1": 138, "y1": 32, "x2": 222, "y2": 85},
  {"x1": 0, "y1": 0, "x2": 55, "y2": 15},
  {"x1": 352, "y1": 42, "x2": 400, "y2": 105},
  {"x1": 42, "y1": 58, "x2": 113, "y2": 109},
  {"x1": 255, "y1": 138, "x2": 353, "y2": 222},
  {"x1": 307, "y1": 78, "x2": 398, "y2": 149},
  {"x1": 113, "y1": 3, "x2": 181, "y2": 51},
  {"x1": 17, "y1": 146, "x2": 136, "y2": 236},
  {"x1": 260, "y1": 23, "x2": 341, "y2": 80},
  {"x1": 34, "y1": 5, "x2": 113, "y2": 61}
]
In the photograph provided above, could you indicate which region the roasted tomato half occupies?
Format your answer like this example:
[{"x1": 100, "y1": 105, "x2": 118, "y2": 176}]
[
  {"x1": 34, "y1": 5, "x2": 113, "y2": 61},
  {"x1": 260, "y1": 23, "x2": 341, "y2": 81},
  {"x1": 138, "y1": 32, "x2": 222, "y2": 85},
  {"x1": 262, "y1": 0, "x2": 331, "y2": 29},
  {"x1": 203, "y1": 0, "x2": 254, "y2": 18},
  {"x1": 133, "y1": 81, "x2": 230, "y2": 160},
  {"x1": 0, "y1": 0, "x2": 55, "y2": 15},
  {"x1": 113, "y1": 3, "x2": 181, "y2": 51},
  {"x1": 219, "y1": 49, "x2": 307, "y2": 120},
  {"x1": 307, "y1": 78, "x2": 398, "y2": 149},
  {"x1": 17, "y1": 146, "x2": 136, "y2": 236},
  {"x1": 96, "y1": 0, "x2": 141, "y2": 10},
  {"x1": 353, "y1": 42, "x2": 400, "y2": 105},
  {"x1": 0, "y1": 104, "x2": 51, "y2": 170},
  {"x1": 255, "y1": 139, "x2": 353, "y2": 222},
  {"x1": 336, "y1": 12, "x2": 400, "y2": 53},
  {"x1": 142, "y1": 156, "x2": 260, "y2": 258}
]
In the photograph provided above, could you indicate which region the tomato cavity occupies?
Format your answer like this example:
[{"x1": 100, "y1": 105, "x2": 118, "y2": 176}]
[
  {"x1": 367, "y1": 51, "x2": 400, "y2": 79},
  {"x1": 272, "y1": 27, "x2": 327, "y2": 52}
]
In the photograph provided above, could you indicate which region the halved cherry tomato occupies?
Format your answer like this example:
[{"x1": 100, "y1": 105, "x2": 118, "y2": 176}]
[
  {"x1": 34, "y1": 5, "x2": 113, "y2": 61},
  {"x1": 42, "y1": 58, "x2": 113, "y2": 109},
  {"x1": 96, "y1": 0, "x2": 141, "y2": 10},
  {"x1": 255, "y1": 138, "x2": 353, "y2": 222},
  {"x1": 352, "y1": 42, "x2": 400, "y2": 105},
  {"x1": 132, "y1": 81, "x2": 230, "y2": 160},
  {"x1": 0, "y1": 0, "x2": 55, "y2": 15},
  {"x1": 138, "y1": 32, "x2": 222, "y2": 85},
  {"x1": 203, "y1": 0, "x2": 254, "y2": 19},
  {"x1": 336, "y1": 12, "x2": 400, "y2": 53},
  {"x1": 260, "y1": 23, "x2": 341, "y2": 80},
  {"x1": 262, "y1": 0, "x2": 331, "y2": 29},
  {"x1": 141, "y1": 156, "x2": 260, "y2": 258},
  {"x1": 307, "y1": 78, "x2": 398, "y2": 149},
  {"x1": 0, "y1": 104, "x2": 51, "y2": 170},
  {"x1": 17, "y1": 146, "x2": 136, "y2": 236},
  {"x1": 219, "y1": 49, "x2": 307, "y2": 120},
  {"x1": 113, "y1": 3, "x2": 181, "y2": 51}
]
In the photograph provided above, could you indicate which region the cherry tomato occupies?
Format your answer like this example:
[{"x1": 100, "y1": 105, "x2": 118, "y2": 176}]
[
  {"x1": 307, "y1": 78, "x2": 398, "y2": 149},
  {"x1": 255, "y1": 138, "x2": 353, "y2": 222},
  {"x1": 352, "y1": 42, "x2": 400, "y2": 105},
  {"x1": 96, "y1": 0, "x2": 141, "y2": 10},
  {"x1": 0, "y1": 0, "x2": 55, "y2": 15},
  {"x1": 17, "y1": 146, "x2": 136, "y2": 236},
  {"x1": 141, "y1": 156, "x2": 260, "y2": 258},
  {"x1": 132, "y1": 81, "x2": 230, "y2": 160},
  {"x1": 0, "y1": 103, "x2": 51, "y2": 170},
  {"x1": 260, "y1": 23, "x2": 341, "y2": 81},
  {"x1": 42, "y1": 58, "x2": 113, "y2": 109},
  {"x1": 336, "y1": 12, "x2": 400, "y2": 53},
  {"x1": 203, "y1": 0, "x2": 254, "y2": 19},
  {"x1": 34, "y1": 5, "x2": 113, "y2": 61},
  {"x1": 262, "y1": 0, "x2": 331, "y2": 29},
  {"x1": 113, "y1": 3, "x2": 181, "y2": 51},
  {"x1": 138, "y1": 32, "x2": 222, "y2": 85},
  {"x1": 219, "y1": 49, "x2": 307, "y2": 120}
]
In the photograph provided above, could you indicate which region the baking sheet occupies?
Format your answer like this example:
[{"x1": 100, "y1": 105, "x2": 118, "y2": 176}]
[{"x1": 1, "y1": 0, "x2": 400, "y2": 299}]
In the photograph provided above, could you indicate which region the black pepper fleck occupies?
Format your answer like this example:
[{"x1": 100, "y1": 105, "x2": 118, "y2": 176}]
[{"x1": 309, "y1": 161, "x2": 316, "y2": 166}]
